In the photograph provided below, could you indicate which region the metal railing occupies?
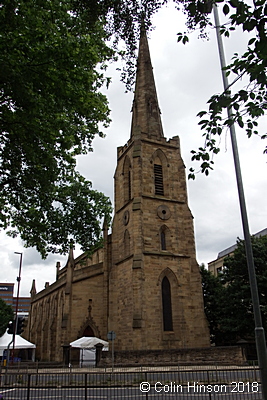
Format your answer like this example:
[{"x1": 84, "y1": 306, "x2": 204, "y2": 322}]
[{"x1": 0, "y1": 365, "x2": 262, "y2": 399}]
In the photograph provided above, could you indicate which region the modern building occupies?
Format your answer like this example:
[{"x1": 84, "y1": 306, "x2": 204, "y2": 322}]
[
  {"x1": 27, "y1": 27, "x2": 210, "y2": 362},
  {"x1": 13, "y1": 297, "x2": 31, "y2": 316},
  {"x1": 208, "y1": 228, "x2": 267, "y2": 276},
  {"x1": 0, "y1": 283, "x2": 31, "y2": 318},
  {"x1": 0, "y1": 283, "x2": 14, "y2": 308}
]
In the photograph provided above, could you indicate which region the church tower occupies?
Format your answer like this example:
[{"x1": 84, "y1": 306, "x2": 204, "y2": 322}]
[{"x1": 109, "y1": 26, "x2": 210, "y2": 350}]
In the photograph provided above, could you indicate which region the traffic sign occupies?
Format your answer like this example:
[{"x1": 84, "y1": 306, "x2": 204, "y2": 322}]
[{"x1": 107, "y1": 331, "x2": 116, "y2": 341}]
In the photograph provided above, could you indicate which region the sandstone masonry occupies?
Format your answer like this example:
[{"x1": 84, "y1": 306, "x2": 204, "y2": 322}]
[{"x1": 27, "y1": 26, "x2": 210, "y2": 363}]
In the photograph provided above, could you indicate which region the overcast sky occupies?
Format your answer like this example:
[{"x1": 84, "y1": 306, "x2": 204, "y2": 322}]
[{"x1": 1, "y1": 3, "x2": 267, "y2": 297}]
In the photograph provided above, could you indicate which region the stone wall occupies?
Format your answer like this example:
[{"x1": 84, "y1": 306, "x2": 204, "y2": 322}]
[{"x1": 99, "y1": 346, "x2": 247, "y2": 367}]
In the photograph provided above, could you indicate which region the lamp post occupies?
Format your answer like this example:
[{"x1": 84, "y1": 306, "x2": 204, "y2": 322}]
[
  {"x1": 212, "y1": 5, "x2": 267, "y2": 399},
  {"x1": 13, "y1": 252, "x2": 23, "y2": 353}
]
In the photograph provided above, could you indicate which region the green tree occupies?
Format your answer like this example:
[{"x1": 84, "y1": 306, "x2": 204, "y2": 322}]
[
  {"x1": 0, "y1": 0, "x2": 113, "y2": 257},
  {"x1": 220, "y1": 235, "x2": 267, "y2": 342},
  {"x1": 189, "y1": 0, "x2": 267, "y2": 177},
  {"x1": 85, "y1": 0, "x2": 267, "y2": 174},
  {"x1": 200, "y1": 264, "x2": 228, "y2": 345},
  {"x1": 0, "y1": 298, "x2": 14, "y2": 337},
  {"x1": 201, "y1": 235, "x2": 267, "y2": 345},
  {"x1": 2, "y1": 0, "x2": 266, "y2": 256}
]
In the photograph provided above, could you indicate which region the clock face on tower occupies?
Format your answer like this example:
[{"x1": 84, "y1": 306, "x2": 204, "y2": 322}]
[
  {"x1": 123, "y1": 210, "x2": 130, "y2": 226},
  {"x1": 157, "y1": 205, "x2": 171, "y2": 220}
]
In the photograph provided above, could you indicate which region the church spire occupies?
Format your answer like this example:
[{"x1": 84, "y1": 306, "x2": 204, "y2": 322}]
[{"x1": 130, "y1": 25, "x2": 164, "y2": 139}]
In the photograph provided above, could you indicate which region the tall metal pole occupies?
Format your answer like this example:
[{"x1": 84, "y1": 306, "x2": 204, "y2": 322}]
[
  {"x1": 213, "y1": 5, "x2": 267, "y2": 399},
  {"x1": 13, "y1": 252, "x2": 23, "y2": 354}
]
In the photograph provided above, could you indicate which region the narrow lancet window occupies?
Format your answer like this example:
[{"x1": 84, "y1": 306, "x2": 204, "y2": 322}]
[
  {"x1": 162, "y1": 276, "x2": 173, "y2": 331},
  {"x1": 160, "y1": 228, "x2": 166, "y2": 250}
]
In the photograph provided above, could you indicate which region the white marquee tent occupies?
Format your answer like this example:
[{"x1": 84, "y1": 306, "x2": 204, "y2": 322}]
[
  {"x1": 70, "y1": 336, "x2": 109, "y2": 350},
  {"x1": 70, "y1": 337, "x2": 108, "y2": 367},
  {"x1": 0, "y1": 331, "x2": 36, "y2": 360}
]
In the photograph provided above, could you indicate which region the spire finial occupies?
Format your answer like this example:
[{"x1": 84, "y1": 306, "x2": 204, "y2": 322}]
[
  {"x1": 130, "y1": 23, "x2": 164, "y2": 139},
  {"x1": 30, "y1": 279, "x2": 37, "y2": 297}
]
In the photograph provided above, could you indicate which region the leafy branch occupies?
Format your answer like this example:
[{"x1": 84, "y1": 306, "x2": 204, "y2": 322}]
[{"x1": 188, "y1": 0, "x2": 267, "y2": 178}]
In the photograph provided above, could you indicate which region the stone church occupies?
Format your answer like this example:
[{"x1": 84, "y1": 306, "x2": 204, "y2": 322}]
[{"x1": 27, "y1": 27, "x2": 210, "y2": 362}]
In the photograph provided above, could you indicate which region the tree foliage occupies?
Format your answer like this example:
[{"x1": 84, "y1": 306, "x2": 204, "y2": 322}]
[
  {"x1": 81, "y1": 0, "x2": 267, "y2": 175},
  {"x1": 200, "y1": 264, "x2": 227, "y2": 344},
  {"x1": 0, "y1": 298, "x2": 14, "y2": 337},
  {"x1": 0, "y1": 0, "x2": 113, "y2": 257},
  {"x1": 200, "y1": 235, "x2": 267, "y2": 345},
  {"x1": 1, "y1": 0, "x2": 266, "y2": 256},
  {"x1": 221, "y1": 235, "x2": 267, "y2": 340},
  {"x1": 184, "y1": 0, "x2": 267, "y2": 177}
]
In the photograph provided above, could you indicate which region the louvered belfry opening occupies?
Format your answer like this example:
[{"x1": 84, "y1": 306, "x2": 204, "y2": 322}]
[
  {"x1": 154, "y1": 163, "x2": 164, "y2": 195},
  {"x1": 123, "y1": 156, "x2": 131, "y2": 203},
  {"x1": 128, "y1": 169, "x2": 131, "y2": 200}
]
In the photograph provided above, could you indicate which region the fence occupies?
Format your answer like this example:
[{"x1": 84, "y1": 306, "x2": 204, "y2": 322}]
[{"x1": 0, "y1": 365, "x2": 262, "y2": 399}]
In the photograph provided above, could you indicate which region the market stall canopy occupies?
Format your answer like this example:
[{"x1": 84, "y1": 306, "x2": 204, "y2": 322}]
[
  {"x1": 0, "y1": 331, "x2": 36, "y2": 358},
  {"x1": 70, "y1": 337, "x2": 109, "y2": 350}
]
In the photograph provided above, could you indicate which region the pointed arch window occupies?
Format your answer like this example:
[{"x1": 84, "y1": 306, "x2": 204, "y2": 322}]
[
  {"x1": 83, "y1": 325, "x2": 95, "y2": 337},
  {"x1": 162, "y1": 276, "x2": 173, "y2": 331},
  {"x1": 159, "y1": 225, "x2": 171, "y2": 251},
  {"x1": 160, "y1": 228, "x2": 166, "y2": 250}
]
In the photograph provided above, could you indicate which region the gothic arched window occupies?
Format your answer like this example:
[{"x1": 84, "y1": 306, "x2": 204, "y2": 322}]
[
  {"x1": 162, "y1": 276, "x2": 173, "y2": 331},
  {"x1": 83, "y1": 325, "x2": 95, "y2": 337},
  {"x1": 159, "y1": 225, "x2": 171, "y2": 251},
  {"x1": 161, "y1": 229, "x2": 166, "y2": 250}
]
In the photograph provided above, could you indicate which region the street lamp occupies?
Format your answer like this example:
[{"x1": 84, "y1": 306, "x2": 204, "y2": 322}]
[
  {"x1": 13, "y1": 252, "x2": 23, "y2": 351},
  {"x1": 212, "y1": 5, "x2": 267, "y2": 399}
]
